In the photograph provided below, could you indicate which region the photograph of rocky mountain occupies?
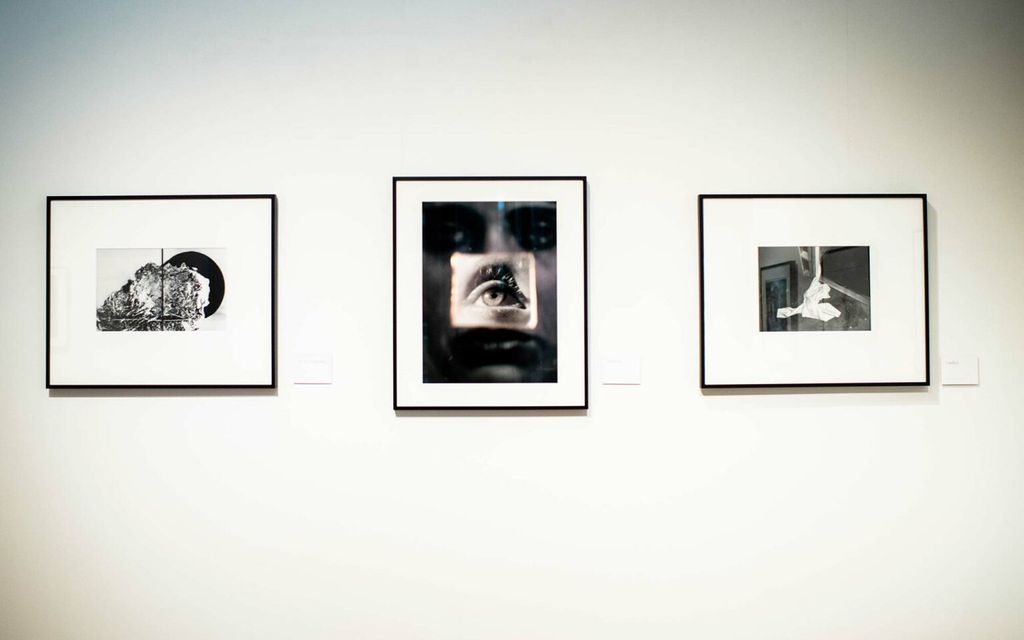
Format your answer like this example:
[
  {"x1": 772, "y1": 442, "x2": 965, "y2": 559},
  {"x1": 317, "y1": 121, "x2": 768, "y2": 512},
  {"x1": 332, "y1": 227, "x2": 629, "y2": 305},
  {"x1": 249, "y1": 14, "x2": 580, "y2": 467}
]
[{"x1": 96, "y1": 248, "x2": 226, "y2": 331}]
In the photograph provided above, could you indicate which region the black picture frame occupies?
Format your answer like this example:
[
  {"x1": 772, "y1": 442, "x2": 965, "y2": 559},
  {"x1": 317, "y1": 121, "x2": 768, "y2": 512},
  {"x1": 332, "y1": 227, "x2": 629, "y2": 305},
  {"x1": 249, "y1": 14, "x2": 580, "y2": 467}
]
[
  {"x1": 699, "y1": 193, "x2": 929, "y2": 389},
  {"x1": 393, "y1": 176, "x2": 588, "y2": 410},
  {"x1": 47, "y1": 194, "x2": 277, "y2": 389}
]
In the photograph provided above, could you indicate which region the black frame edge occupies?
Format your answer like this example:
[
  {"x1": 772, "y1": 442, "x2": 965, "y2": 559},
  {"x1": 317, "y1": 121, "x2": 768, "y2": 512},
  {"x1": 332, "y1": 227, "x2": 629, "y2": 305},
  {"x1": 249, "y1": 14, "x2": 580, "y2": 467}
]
[
  {"x1": 697, "y1": 194, "x2": 707, "y2": 388},
  {"x1": 392, "y1": 177, "x2": 400, "y2": 410},
  {"x1": 45, "y1": 197, "x2": 52, "y2": 388},
  {"x1": 581, "y1": 176, "x2": 589, "y2": 410},
  {"x1": 921, "y1": 194, "x2": 931, "y2": 386}
]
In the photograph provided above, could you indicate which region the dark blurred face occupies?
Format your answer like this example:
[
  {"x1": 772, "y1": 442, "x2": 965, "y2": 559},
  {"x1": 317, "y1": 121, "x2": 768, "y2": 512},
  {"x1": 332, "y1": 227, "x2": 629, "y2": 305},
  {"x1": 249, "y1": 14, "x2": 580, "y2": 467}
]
[{"x1": 422, "y1": 201, "x2": 557, "y2": 383}]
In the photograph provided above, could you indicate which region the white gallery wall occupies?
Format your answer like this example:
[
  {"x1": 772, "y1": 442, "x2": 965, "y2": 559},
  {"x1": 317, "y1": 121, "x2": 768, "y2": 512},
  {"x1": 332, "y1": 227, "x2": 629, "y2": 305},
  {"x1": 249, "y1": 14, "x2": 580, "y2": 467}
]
[{"x1": 2, "y1": 0, "x2": 1023, "y2": 637}]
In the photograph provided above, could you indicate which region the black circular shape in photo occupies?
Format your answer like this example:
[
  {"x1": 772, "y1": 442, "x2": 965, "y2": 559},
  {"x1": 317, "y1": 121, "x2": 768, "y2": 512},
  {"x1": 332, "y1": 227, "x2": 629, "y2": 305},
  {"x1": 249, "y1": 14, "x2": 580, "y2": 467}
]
[{"x1": 165, "y1": 251, "x2": 225, "y2": 316}]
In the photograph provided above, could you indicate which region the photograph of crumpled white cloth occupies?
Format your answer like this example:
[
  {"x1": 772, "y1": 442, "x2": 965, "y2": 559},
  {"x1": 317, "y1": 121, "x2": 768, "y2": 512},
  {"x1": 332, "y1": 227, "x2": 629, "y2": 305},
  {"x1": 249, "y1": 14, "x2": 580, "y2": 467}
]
[{"x1": 776, "y1": 276, "x2": 841, "y2": 321}]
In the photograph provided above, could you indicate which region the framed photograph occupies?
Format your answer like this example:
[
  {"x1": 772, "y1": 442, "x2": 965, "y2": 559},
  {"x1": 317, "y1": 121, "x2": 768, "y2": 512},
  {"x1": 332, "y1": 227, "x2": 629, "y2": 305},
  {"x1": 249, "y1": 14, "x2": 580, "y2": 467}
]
[
  {"x1": 699, "y1": 194, "x2": 929, "y2": 388},
  {"x1": 47, "y1": 195, "x2": 276, "y2": 388},
  {"x1": 393, "y1": 177, "x2": 588, "y2": 409}
]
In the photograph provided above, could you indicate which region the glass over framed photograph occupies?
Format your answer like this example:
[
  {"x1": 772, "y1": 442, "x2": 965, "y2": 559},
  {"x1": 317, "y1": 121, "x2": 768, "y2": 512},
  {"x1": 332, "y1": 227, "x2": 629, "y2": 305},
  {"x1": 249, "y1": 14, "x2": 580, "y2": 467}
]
[
  {"x1": 47, "y1": 195, "x2": 277, "y2": 388},
  {"x1": 393, "y1": 177, "x2": 588, "y2": 409},
  {"x1": 699, "y1": 194, "x2": 929, "y2": 388}
]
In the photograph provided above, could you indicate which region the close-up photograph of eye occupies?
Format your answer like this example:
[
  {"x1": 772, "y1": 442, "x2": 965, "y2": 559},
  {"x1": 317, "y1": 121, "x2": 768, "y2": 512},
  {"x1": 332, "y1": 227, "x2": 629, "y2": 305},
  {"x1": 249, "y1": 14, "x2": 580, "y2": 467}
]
[
  {"x1": 450, "y1": 253, "x2": 535, "y2": 326},
  {"x1": 421, "y1": 201, "x2": 557, "y2": 384}
]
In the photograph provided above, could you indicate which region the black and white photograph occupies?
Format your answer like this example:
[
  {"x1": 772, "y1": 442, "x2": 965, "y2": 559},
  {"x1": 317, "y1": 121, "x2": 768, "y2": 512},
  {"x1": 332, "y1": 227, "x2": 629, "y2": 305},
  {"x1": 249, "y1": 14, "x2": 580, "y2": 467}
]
[
  {"x1": 47, "y1": 195, "x2": 276, "y2": 388},
  {"x1": 96, "y1": 248, "x2": 227, "y2": 332},
  {"x1": 758, "y1": 245, "x2": 870, "y2": 332},
  {"x1": 394, "y1": 177, "x2": 587, "y2": 409},
  {"x1": 422, "y1": 201, "x2": 556, "y2": 384},
  {"x1": 700, "y1": 194, "x2": 928, "y2": 387}
]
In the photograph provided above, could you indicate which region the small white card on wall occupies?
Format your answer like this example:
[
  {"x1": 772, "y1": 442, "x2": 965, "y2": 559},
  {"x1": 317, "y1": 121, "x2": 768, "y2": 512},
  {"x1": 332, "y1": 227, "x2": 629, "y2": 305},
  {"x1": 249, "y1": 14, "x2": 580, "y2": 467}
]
[
  {"x1": 294, "y1": 353, "x2": 333, "y2": 385},
  {"x1": 601, "y1": 354, "x2": 642, "y2": 385},
  {"x1": 942, "y1": 355, "x2": 979, "y2": 386}
]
